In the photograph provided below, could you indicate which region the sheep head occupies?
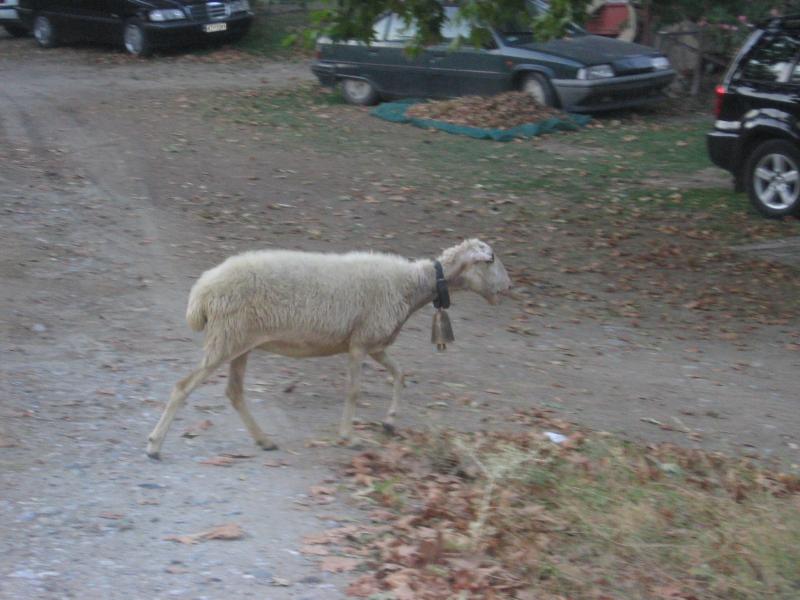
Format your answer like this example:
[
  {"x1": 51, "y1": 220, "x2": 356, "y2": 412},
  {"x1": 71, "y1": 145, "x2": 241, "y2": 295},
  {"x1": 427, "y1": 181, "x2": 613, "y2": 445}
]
[{"x1": 441, "y1": 239, "x2": 512, "y2": 305}]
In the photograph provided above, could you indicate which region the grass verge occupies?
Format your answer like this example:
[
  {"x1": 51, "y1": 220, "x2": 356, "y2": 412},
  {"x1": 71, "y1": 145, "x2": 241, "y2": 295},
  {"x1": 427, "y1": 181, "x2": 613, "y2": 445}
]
[
  {"x1": 234, "y1": 7, "x2": 313, "y2": 57},
  {"x1": 330, "y1": 424, "x2": 800, "y2": 600},
  {"x1": 219, "y1": 87, "x2": 774, "y2": 231}
]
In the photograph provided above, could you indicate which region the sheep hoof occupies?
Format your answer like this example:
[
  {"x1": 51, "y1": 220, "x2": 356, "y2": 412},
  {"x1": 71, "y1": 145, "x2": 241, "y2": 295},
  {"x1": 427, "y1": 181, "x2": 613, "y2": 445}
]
[
  {"x1": 147, "y1": 450, "x2": 161, "y2": 461},
  {"x1": 381, "y1": 422, "x2": 397, "y2": 435},
  {"x1": 257, "y1": 439, "x2": 278, "y2": 451}
]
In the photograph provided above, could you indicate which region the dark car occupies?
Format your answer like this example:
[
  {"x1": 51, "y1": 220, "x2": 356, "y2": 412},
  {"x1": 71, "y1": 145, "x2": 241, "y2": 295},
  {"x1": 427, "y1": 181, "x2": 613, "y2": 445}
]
[
  {"x1": 311, "y1": 5, "x2": 675, "y2": 112},
  {"x1": 1, "y1": 0, "x2": 28, "y2": 36},
  {"x1": 17, "y1": 0, "x2": 253, "y2": 56},
  {"x1": 708, "y1": 15, "x2": 800, "y2": 218}
]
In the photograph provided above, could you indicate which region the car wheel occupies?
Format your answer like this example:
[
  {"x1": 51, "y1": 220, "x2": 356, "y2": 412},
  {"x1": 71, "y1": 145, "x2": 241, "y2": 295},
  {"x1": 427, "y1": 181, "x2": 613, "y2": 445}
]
[
  {"x1": 341, "y1": 78, "x2": 379, "y2": 106},
  {"x1": 4, "y1": 24, "x2": 29, "y2": 38},
  {"x1": 521, "y1": 72, "x2": 557, "y2": 107},
  {"x1": 32, "y1": 15, "x2": 57, "y2": 48},
  {"x1": 123, "y1": 19, "x2": 151, "y2": 57},
  {"x1": 745, "y1": 139, "x2": 800, "y2": 218}
]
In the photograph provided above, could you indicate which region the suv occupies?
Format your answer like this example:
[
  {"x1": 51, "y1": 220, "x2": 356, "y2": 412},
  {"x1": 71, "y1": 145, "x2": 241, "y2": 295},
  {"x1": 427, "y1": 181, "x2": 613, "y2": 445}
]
[
  {"x1": 17, "y1": 0, "x2": 253, "y2": 56},
  {"x1": 708, "y1": 15, "x2": 800, "y2": 218}
]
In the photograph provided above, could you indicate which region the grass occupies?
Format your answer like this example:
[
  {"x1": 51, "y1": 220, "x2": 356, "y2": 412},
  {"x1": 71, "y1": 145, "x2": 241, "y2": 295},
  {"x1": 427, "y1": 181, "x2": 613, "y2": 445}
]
[
  {"x1": 211, "y1": 85, "x2": 800, "y2": 327},
  {"x1": 516, "y1": 438, "x2": 800, "y2": 598},
  {"x1": 234, "y1": 7, "x2": 313, "y2": 57},
  {"x1": 340, "y1": 428, "x2": 800, "y2": 600},
  {"x1": 228, "y1": 87, "x2": 798, "y2": 240},
  {"x1": 220, "y1": 87, "x2": 729, "y2": 211}
]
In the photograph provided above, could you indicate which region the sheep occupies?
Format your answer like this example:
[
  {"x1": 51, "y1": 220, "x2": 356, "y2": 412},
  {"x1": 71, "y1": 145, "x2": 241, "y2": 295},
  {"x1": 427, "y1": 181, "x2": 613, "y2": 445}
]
[{"x1": 146, "y1": 238, "x2": 511, "y2": 459}]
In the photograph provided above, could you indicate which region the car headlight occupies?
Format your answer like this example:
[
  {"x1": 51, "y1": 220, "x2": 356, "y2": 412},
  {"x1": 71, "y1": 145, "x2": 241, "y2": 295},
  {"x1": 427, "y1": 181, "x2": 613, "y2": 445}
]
[
  {"x1": 229, "y1": 0, "x2": 250, "y2": 12},
  {"x1": 577, "y1": 64, "x2": 614, "y2": 80},
  {"x1": 149, "y1": 9, "x2": 185, "y2": 21},
  {"x1": 652, "y1": 56, "x2": 671, "y2": 70}
]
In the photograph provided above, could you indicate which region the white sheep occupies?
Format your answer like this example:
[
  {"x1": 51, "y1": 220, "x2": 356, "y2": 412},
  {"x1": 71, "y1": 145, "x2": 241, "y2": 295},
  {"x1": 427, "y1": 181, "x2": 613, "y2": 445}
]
[{"x1": 146, "y1": 238, "x2": 511, "y2": 459}]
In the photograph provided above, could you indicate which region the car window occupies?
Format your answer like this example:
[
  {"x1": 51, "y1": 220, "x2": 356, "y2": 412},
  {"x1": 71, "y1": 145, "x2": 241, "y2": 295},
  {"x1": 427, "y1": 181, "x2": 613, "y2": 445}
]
[
  {"x1": 385, "y1": 14, "x2": 418, "y2": 42},
  {"x1": 440, "y1": 6, "x2": 496, "y2": 49},
  {"x1": 440, "y1": 6, "x2": 470, "y2": 40},
  {"x1": 736, "y1": 34, "x2": 800, "y2": 83},
  {"x1": 381, "y1": 8, "x2": 495, "y2": 47},
  {"x1": 372, "y1": 15, "x2": 390, "y2": 41}
]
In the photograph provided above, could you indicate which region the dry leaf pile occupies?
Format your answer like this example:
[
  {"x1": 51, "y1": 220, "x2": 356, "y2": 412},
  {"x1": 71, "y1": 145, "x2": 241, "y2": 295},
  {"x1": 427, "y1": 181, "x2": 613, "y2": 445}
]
[
  {"x1": 406, "y1": 92, "x2": 564, "y2": 129},
  {"x1": 323, "y1": 425, "x2": 800, "y2": 600}
]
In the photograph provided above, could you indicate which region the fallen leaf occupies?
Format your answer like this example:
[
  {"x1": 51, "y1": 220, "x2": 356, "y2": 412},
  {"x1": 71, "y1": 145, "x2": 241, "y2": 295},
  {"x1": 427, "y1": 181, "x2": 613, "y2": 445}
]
[
  {"x1": 320, "y1": 556, "x2": 361, "y2": 573},
  {"x1": 182, "y1": 419, "x2": 214, "y2": 438},
  {"x1": 201, "y1": 456, "x2": 235, "y2": 467},
  {"x1": 346, "y1": 575, "x2": 381, "y2": 597},
  {"x1": 300, "y1": 545, "x2": 330, "y2": 556},
  {"x1": 0, "y1": 434, "x2": 19, "y2": 448},
  {"x1": 310, "y1": 485, "x2": 336, "y2": 504},
  {"x1": 165, "y1": 523, "x2": 245, "y2": 544},
  {"x1": 165, "y1": 565, "x2": 189, "y2": 574}
]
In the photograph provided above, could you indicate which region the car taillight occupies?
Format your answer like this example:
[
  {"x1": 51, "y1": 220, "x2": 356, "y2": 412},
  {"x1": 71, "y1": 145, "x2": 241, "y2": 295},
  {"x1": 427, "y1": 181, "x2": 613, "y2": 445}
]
[
  {"x1": 714, "y1": 84, "x2": 726, "y2": 118},
  {"x1": 315, "y1": 49, "x2": 322, "y2": 60}
]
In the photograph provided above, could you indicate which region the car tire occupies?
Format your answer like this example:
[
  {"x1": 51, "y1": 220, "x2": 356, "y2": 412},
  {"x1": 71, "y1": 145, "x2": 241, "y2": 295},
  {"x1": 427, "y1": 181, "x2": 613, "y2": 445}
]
[
  {"x1": 745, "y1": 139, "x2": 800, "y2": 218},
  {"x1": 4, "y1": 24, "x2": 29, "y2": 38},
  {"x1": 123, "y1": 19, "x2": 152, "y2": 57},
  {"x1": 32, "y1": 14, "x2": 57, "y2": 48},
  {"x1": 521, "y1": 72, "x2": 557, "y2": 107},
  {"x1": 341, "y1": 78, "x2": 379, "y2": 106}
]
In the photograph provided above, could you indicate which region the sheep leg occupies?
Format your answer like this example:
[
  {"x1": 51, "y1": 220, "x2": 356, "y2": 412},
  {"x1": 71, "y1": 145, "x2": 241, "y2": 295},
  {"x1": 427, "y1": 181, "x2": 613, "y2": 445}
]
[
  {"x1": 339, "y1": 348, "x2": 366, "y2": 442},
  {"x1": 226, "y1": 352, "x2": 277, "y2": 451},
  {"x1": 146, "y1": 360, "x2": 222, "y2": 460},
  {"x1": 370, "y1": 350, "x2": 405, "y2": 434}
]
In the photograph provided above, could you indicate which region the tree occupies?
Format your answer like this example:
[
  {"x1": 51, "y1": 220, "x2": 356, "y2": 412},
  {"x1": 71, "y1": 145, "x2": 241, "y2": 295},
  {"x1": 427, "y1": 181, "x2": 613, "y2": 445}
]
[
  {"x1": 304, "y1": 0, "x2": 800, "y2": 49},
  {"x1": 308, "y1": 0, "x2": 591, "y2": 48}
]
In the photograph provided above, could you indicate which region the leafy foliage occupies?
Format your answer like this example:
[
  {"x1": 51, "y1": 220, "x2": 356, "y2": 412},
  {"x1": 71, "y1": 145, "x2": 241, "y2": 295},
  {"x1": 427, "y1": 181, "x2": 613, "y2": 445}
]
[
  {"x1": 295, "y1": 0, "x2": 800, "y2": 53},
  {"x1": 308, "y1": 0, "x2": 590, "y2": 48}
]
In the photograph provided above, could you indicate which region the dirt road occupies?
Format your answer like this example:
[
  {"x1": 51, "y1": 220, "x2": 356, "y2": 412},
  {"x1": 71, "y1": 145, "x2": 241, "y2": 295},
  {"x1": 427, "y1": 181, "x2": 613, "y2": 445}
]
[{"x1": 1, "y1": 34, "x2": 798, "y2": 599}]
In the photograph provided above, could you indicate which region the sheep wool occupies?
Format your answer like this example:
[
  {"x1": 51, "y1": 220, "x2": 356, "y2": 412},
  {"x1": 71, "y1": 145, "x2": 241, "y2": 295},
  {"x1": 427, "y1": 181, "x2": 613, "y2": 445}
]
[{"x1": 146, "y1": 238, "x2": 511, "y2": 459}]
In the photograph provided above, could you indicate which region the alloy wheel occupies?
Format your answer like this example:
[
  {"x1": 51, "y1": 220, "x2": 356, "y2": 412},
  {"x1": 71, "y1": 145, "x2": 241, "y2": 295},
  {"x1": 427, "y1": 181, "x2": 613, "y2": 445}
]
[
  {"x1": 33, "y1": 16, "x2": 52, "y2": 47},
  {"x1": 344, "y1": 80, "x2": 373, "y2": 103},
  {"x1": 124, "y1": 24, "x2": 145, "y2": 56},
  {"x1": 753, "y1": 152, "x2": 800, "y2": 211}
]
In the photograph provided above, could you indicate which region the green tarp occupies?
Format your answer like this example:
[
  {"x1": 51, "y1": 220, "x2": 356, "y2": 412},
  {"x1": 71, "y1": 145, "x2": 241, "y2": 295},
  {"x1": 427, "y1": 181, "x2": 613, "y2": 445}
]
[{"x1": 370, "y1": 100, "x2": 591, "y2": 142}]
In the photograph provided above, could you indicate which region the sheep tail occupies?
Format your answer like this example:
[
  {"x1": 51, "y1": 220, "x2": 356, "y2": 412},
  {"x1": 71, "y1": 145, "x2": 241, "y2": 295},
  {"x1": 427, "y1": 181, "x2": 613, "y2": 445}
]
[{"x1": 185, "y1": 290, "x2": 207, "y2": 332}]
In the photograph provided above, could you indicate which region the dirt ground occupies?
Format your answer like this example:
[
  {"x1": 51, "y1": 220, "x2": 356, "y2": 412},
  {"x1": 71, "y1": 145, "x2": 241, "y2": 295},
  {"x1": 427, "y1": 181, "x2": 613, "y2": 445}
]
[{"x1": 1, "y1": 33, "x2": 798, "y2": 600}]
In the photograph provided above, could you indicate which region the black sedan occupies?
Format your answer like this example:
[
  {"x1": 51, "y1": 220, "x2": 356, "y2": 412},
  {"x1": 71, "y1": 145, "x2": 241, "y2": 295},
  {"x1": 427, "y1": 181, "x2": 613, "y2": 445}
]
[
  {"x1": 312, "y1": 5, "x2": 675, "y2": 112},
  {"x1": 18, "y1": 0, "x2": 253, "y2": 56}
]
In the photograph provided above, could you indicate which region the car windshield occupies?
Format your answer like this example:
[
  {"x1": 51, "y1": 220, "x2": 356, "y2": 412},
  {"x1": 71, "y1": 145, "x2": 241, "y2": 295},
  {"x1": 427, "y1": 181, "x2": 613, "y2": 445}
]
[
  {"x1": 495, "y1": 20, "x2": 586, "y2": 45},
  {"x1": 496, "y1": 0, "x2": 587, "y2": 45}
]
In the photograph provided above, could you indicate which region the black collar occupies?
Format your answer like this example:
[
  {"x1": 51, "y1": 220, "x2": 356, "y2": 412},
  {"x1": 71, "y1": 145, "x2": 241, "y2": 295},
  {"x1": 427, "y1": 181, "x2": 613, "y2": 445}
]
[{"x1": 432, "y1": 260, "x2": 450, "y2": 309}]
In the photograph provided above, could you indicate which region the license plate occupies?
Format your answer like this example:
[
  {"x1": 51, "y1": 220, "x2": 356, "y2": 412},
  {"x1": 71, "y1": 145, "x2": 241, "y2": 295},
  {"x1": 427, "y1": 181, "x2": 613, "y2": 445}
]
[{"x1": 204, "y1": 23, "x2": 227, "y2": 33}]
